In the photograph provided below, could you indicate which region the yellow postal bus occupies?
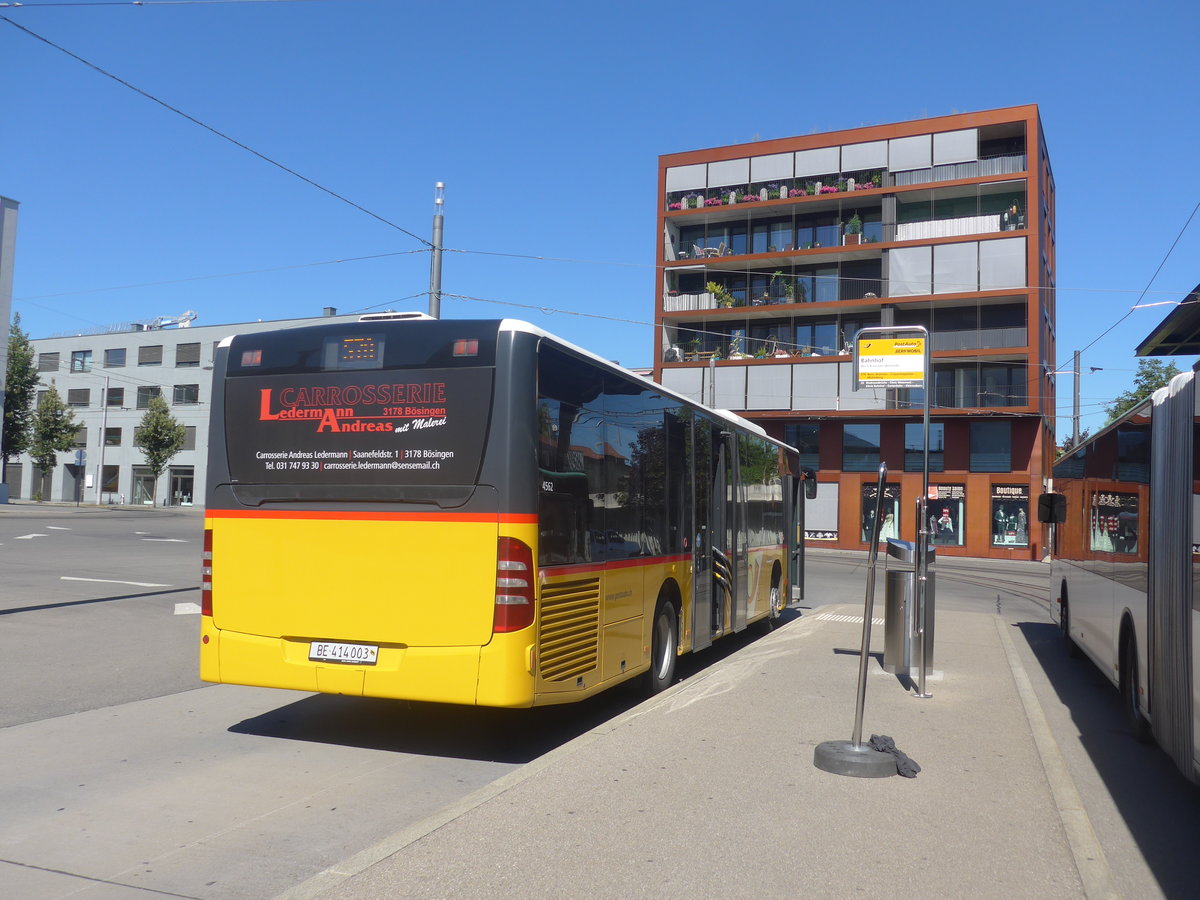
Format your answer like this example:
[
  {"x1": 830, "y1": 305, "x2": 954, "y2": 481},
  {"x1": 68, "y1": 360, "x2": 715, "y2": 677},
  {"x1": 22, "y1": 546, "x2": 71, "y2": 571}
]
[{"x1": 201, "y1": 315, "x2": 806, "y2": 707}]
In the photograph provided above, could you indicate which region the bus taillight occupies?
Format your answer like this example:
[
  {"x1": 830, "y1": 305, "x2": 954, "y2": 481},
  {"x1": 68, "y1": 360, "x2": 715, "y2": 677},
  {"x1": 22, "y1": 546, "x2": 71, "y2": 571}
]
[
  {"x1": 494, "y1": 537, "x2": 534, "y2": 633},
  {"x1": 201, "y1": 527, "x2": 213, "y2": 617}
]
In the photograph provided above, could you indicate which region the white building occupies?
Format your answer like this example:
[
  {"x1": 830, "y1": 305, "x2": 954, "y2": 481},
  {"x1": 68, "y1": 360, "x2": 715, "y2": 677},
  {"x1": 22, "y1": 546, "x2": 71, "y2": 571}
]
[{"x1": 5, "y1": 308, "x2": 363, "y2": 506}]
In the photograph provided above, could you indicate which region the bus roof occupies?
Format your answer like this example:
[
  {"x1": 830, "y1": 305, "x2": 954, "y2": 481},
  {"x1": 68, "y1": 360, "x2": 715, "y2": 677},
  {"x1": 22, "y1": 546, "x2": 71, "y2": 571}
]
[{"x1": 496, "y1": 318, "x2": 795, "y2": 454}]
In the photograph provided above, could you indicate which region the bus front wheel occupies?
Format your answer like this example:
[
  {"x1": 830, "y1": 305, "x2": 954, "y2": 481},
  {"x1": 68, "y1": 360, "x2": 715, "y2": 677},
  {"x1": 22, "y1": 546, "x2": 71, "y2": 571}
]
[{"x1": 644, "y1": 599, "x2": 678, "y2": 696}]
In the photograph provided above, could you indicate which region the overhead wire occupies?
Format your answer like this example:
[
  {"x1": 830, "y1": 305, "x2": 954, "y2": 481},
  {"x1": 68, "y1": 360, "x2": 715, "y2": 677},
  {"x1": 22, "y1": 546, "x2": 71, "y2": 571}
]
[{"x1": 1, "y1": 15, "x2": 431, "y2": 247}]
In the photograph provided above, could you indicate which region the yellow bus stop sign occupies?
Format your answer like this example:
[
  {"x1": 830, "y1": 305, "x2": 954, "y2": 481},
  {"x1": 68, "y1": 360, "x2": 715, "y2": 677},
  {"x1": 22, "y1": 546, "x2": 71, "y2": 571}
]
[{"x1": 855, "y1": 336, "x2": 926, "y2": 388}]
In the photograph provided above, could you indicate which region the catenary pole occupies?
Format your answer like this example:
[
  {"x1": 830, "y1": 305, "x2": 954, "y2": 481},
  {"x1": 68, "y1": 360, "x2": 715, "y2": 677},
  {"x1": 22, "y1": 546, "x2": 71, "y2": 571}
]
[{"x1": 429, "y1": 182, "x2": 444, "y2": 319}]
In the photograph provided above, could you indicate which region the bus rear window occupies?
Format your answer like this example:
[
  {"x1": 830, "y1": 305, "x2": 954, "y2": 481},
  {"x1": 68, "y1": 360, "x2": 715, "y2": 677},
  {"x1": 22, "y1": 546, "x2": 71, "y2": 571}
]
[{"x1": 224, "y1": 367, "x2": 493, "y2": 486}]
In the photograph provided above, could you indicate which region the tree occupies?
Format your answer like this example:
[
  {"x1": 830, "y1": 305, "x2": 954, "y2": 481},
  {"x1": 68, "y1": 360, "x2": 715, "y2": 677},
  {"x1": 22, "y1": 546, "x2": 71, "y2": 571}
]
[
  {"x1": 29, "y1": 385, "x2": 80, "y2": 489},
  {"x1": 1104, "y1": 358, "x2": 1181, "y2": 424},
  {"x1": 134, "y1": 393, "x2": 186, "y2": 486},
  {"x1": 3, "y1": 313, "x2": 39, "y2": 481}
]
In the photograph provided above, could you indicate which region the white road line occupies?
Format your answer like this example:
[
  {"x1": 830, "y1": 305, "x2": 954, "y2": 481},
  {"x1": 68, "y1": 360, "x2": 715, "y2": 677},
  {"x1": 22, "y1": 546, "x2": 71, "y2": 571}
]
[
  {"x1": 174, "y1": 602, "x2": 202, "y2": 615},
  {"x1": 61, "y1": 576, "x2": 172, "y2": 588},
  {"x1": 14, "y1": 533, "x2": 48, "y2": 540},
  {"x1": 135, "y1": 532, "x2": 149, "y2": 535},
  {"x1": 45, "y1": 526, "x2": 71, "y2": 530},
  {"x1": 142, "y1": 538, "x2": 188, "y2": 543}
]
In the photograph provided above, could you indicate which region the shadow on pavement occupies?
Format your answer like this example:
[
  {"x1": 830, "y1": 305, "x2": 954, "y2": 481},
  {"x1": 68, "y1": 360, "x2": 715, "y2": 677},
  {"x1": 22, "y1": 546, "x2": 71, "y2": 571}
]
[
  {"x1": 1017, "y1": 620, "x2": 1200, "y2": 899},
  {"x1": 228, "y1": 612, "x2": 786, "y2": 765}
]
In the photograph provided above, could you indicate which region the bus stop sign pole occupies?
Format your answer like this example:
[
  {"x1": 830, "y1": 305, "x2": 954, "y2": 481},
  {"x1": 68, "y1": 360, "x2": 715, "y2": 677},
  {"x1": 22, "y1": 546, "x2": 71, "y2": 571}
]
[{"x1": 813, "y1": 462, "x2": 896, "y2": 778}]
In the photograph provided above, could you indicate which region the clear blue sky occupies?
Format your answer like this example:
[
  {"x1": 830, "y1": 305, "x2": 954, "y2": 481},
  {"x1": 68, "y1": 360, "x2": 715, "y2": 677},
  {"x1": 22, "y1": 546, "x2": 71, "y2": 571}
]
[{"x1": 4, "y1": 0, "x2": 1199, "y2": 441}]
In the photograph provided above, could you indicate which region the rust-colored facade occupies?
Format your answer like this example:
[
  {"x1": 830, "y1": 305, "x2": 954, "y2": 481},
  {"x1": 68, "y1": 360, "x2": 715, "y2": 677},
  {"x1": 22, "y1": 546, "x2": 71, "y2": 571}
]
[{"x1": 652, "y1": 105, "x2": 1056, "y2": 560}]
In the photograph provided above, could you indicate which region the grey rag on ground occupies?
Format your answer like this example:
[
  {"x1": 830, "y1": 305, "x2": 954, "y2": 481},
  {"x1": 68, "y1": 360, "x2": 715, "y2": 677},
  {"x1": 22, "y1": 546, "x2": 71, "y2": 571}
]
[{"x1": 869, "y1": 734, "x2": 921, "y2": 778}]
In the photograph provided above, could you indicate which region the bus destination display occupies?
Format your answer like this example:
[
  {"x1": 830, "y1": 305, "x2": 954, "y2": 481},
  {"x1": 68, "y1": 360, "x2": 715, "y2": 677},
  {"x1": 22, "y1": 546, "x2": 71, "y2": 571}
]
[{"x1": 224, "y1": 367, "x2": 492, "y2": 484}]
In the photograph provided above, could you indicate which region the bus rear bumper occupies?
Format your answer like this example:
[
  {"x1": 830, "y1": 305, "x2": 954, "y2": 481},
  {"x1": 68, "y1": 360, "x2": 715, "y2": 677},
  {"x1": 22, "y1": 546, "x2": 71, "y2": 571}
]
[{"x1": 200, "y1": 622, "x2": 537, "y2": 707}]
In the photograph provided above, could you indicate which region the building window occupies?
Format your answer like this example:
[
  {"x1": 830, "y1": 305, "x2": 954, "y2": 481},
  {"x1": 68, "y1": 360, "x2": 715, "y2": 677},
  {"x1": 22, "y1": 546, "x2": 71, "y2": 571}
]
[
  {"x1": 970, "y1": 421, "x2": 1011, "y2": 472},
  {"x1": 67, "y1": 388, "x2": 90, "y2": 408},
  {"x1": 70, "y1": 350, "x2": 93, "y2": 373},
  {"x1": 138, "y1": 345, "x2": 163, "y2": 366},
  {"x1": 105, "y1": 348, "x2": 126, "y2": 368},
  {"x1": 101, "y1": 465, "x2": 119, "y2": 495},
  {"x1": 784, "y1": 423, "x2": 820, "y2": 470},
  {"x1": 175, "y1": 342, "x2": 201, "y2": 367},
  {"x1": 904, "y1": 423, "x2": 945, "y2": 472},
  {"x1": 843, "y1": 423, "x2": 881, "y2": 472},
  {"x1": 37, "y1": 352, "x2": 59, "y2": 373},
  {"x1": 106, "y1": 386, "x2": 125, "y2": 407},
  {"x1": 73, "y1": 427, "x2": 88, "y2": 447},
  {"x1": 173, "y1": 384, "x2": 200, "y2": 405},
  {"x1": 861, "y1": 481, "x2": 900, "y2": 543},
  {"x1": 992, "y1": 485, "x2": 1030, "y2": 547},
  {"x1": 104, "y1": 427, "x2": 122, "y2": 447},
  {"x1": 36, "y1": 389, "x2": 47, "y2": 408},
  {"x1": 923, "y1": 485, "x2": 965, "y2": 546},
  {"x1": 182, "y1": 426, "x2": 197, "y2": 451},
  {"x1": 136, "y1": 386, "x2": 162, "y2": 408}
]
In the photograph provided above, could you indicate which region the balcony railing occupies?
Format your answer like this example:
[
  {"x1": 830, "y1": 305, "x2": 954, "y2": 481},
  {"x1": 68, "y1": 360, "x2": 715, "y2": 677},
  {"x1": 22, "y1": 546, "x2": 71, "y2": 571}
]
[
  {"x1": 666, "y1": 170, "x2": 885, "y2": 211},
  {"x1": 664, "y1": 275, "x2": 884, "y2": 311},
  {"x1": 891, "y1": 153, "x2": 1027, "y2": 187}
]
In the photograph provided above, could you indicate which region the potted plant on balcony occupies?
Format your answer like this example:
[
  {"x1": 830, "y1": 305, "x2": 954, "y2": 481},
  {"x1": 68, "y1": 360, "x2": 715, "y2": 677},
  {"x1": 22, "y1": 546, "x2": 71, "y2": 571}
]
[
  {"x1": 707, "y1": 281, "x2": 735, "y2": 308},
  {"x1": 843, "y1": 213, "x2": 863, "y2": 246}
]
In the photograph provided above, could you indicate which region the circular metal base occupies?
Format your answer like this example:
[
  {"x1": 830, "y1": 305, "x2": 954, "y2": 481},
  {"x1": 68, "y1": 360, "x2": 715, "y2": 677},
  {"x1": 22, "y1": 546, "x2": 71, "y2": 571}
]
[{"x1": 813, "y1": 740, "x2": 897, "y2": 778}]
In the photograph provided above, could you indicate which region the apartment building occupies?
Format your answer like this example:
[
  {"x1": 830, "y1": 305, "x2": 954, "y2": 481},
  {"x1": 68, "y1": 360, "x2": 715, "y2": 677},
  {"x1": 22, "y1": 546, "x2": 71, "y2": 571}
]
[
  {"x1": 653, "y1": 105, "x2": 1056, "y2": 559},
  {"x1": 4, "y1": 309, "x2": 363, "y2": 507}
]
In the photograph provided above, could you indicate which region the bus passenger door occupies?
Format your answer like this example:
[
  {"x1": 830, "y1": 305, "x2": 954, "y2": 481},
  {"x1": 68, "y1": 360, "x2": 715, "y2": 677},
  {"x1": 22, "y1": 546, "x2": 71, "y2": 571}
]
[
  {"x1": 691, "y1": 421, "x2": 714, "y2": 651},
  {"x1": 730, "y1": 434, "x2": 749, "y2": 634}
]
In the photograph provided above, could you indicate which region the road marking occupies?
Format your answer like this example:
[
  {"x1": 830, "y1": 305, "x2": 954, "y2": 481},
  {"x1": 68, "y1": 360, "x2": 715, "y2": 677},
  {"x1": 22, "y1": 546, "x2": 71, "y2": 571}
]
[
  {"x1": 61, "y1": 576, "x2": 172, "y2": 588},
  {"x1": 142, "y1": 538, "x2": 188, "y2": 543},
  {"x1": 174, "y1": 602, "x2": 202, "y2": 615},
  {"x1": 14, "y1": 533, "x2": 48, "y2": 540},
  {"x1": 811, "y1": 612, "x2": 884, "y2": 626},
  {"x1": 46, "y1": 526, "x2": 70, "y2": 530}
]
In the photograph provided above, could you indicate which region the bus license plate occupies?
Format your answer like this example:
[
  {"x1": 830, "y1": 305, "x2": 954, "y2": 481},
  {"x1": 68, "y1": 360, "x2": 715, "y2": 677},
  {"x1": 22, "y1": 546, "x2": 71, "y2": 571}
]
[{"x1": 308, "y1": 641, "x2": 379, "y2": 665}]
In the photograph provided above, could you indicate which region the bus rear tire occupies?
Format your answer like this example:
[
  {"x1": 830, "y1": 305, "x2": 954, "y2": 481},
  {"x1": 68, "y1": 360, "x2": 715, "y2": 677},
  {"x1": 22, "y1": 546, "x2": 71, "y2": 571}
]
[
  {"x1": 644, "y1": 599, "x2": 678, "y2": 696},
  {"x1": 1120, "y1": 628, "x2": 1151, "y2": 743}
]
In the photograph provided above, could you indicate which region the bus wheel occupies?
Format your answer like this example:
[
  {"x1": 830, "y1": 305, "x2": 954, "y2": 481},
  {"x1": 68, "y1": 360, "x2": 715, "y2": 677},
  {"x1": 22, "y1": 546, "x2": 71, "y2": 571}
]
[
  {"x1": 644, "y1": 599, "x2": 678, "y2": 696},
  {"x1": 1120, "y1": 629, "x2": 1151, "y2": 743},
  {"x1": 1061, "y1": 595, "x2": 1082, "y2": 659}
]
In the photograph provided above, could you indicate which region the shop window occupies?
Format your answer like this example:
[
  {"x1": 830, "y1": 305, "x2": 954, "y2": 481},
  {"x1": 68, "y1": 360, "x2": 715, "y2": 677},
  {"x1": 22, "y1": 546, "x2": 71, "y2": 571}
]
[
  {"x1": 992, "y1": 485, "x2": 1031, "y2": 547},
  {"x1": 922, "y1": 485, "x2": 964, "y2": 546},
  {"x1": 861, "y1": 481, "x2": 900, "y2": 543}
]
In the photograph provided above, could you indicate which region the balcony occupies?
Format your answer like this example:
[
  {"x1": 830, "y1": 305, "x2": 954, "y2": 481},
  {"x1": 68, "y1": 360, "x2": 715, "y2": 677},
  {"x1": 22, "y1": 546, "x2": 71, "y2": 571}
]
[
  {"x1": 666, "y1": 170, "x2": 885, "y2": 212},
  {"x1": 891, "y1": 153, "x2": 1027, "y2": 187},
  {"x1": 664, "y1": 274, "x2": 884, "y2": 312}
]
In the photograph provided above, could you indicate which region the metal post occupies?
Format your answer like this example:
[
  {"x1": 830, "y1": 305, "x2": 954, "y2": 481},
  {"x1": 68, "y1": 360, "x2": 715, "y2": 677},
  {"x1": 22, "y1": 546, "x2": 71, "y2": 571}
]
[
  {"x1": 95, "y1": 375, "x2": 109, "y2": 505},
  {"x1": 851, "y1": 462, "x2": 888, "y2": 747},
  {"x1": 1072, "y1": 349, "x2": 1080, "y2": 448},
  {"x1": 428, "y1": 182, "x2": 445, "y2": 319},
  {"x1": 915, "y1": 333, "x2": 933, "y2": 699}
]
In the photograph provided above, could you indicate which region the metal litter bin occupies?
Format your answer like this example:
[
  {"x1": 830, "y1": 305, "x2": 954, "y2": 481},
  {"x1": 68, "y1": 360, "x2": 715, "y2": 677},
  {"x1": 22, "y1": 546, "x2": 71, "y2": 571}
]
[{"x1": 883, "y1": 538, "x2": 935, "y2": 675}]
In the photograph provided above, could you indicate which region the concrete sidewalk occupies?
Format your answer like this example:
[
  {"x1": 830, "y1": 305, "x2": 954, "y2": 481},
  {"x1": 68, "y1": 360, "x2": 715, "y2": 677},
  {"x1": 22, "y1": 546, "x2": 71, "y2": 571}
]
[{"x1": 279, "y1": 602, "x2": 1111, "y2": 899}]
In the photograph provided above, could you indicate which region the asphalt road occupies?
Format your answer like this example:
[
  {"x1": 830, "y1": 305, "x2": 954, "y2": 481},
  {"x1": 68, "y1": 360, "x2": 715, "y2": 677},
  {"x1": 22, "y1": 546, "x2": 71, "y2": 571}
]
[{"x1": 2, "y1": 507, "x2": 1196, "y2": 899}]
